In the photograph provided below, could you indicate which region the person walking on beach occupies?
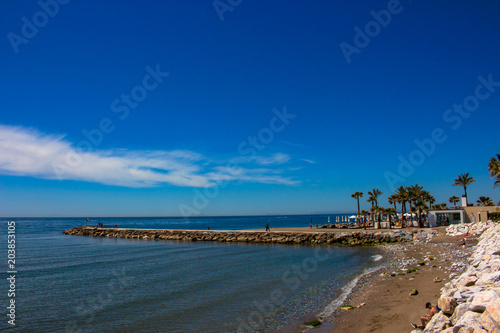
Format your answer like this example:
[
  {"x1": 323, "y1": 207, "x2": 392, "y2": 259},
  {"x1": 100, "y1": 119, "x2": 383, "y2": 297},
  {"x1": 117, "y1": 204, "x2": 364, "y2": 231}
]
[
  {"x1": 310, "y1": 218, "x2": 312, "y2": 229},
  {"x1": 412, "y1": 302, "x2": 439, "y2": 329},
  {"x1": 265, "y1": 222, "x2": 270, "y2": 232}
]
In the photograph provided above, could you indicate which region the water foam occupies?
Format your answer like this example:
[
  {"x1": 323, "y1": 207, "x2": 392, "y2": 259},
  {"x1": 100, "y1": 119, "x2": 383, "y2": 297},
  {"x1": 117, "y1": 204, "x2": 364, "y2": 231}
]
[{"x1": 319, "y1": 265, "x2": 383, "y2": 318}]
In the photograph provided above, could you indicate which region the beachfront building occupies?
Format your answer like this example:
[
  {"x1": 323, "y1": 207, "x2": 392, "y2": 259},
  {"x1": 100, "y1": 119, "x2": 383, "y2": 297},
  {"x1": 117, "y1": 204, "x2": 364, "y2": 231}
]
[{"x1": 428, "y1": 206, "x2": 500, "y2": 227}]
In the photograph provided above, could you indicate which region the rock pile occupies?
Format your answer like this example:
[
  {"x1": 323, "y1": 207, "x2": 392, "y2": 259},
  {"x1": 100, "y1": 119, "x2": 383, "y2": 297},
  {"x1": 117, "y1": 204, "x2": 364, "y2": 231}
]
[
  {"x1": 446, "y1": 222, "x2": 496, "y2": 237},
  {"x1": 63, "y1": 227, "x2": 417, "y2": 246},
  {"x1": 417, "y1": 223, "x2": 500, "y2": 332}
]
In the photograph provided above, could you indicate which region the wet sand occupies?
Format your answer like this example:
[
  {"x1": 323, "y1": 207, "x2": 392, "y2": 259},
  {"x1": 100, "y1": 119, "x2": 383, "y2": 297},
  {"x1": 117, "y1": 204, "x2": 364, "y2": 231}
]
[{"x1": 327, "y1": 231, "x2": 476, "y2": 333}]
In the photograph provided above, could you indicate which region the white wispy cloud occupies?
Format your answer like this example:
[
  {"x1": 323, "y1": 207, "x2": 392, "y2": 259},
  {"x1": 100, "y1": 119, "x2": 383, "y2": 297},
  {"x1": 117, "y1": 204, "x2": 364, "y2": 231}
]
[
  {"x1": 0, "y1": 125, "x2": 301, "y2": 188},
  {"x1": 230, "y1": 152, "x2": 291, "y2": 165}
]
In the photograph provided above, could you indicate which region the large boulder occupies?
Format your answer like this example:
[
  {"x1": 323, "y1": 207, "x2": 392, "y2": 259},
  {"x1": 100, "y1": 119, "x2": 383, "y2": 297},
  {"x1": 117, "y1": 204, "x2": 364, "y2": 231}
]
[
  {"x1": 476, "y1": 271, "x2": 500, "y2": 286},
  {"x1": 470, "y1": 290, "x2": 500, "y2": 313},
  {"x1": 450, "y1": 303, "x2": 471, "y2": 325},
  {"x1": 480, "y1": 299, "x2": 500, "y2": 333},
  {"x1": 439, "y1": 297, "x2": 458, "y2": 315},
  {"x1": 453, "y1": 311, "x2": 482, "y2": 331},
  {"x1": 423, "y1": 312, "x2": 450, "y2": 333},
  {"x1": 459, "y1": 276, "x2": 478, "y2": 287}
]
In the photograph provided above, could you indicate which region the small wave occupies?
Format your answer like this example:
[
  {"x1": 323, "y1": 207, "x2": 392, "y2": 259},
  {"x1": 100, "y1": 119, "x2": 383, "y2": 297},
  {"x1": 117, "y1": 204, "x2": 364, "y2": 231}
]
[
  {"x1": 371, "y1": 254, "x2": 383, "y2": 262},
  {"x1": 319, "y1": 265, "x2": 382, "y2": 318}
]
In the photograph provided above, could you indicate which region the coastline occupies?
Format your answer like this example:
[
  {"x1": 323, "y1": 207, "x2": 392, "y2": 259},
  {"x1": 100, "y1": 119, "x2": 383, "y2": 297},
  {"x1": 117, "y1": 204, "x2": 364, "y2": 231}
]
[
  {"x1": 320, "y1": 229, "x2": 476, "y2": 333},
  {"x1": 63, "y1": 224, "x2": 483, "y2": 332}
]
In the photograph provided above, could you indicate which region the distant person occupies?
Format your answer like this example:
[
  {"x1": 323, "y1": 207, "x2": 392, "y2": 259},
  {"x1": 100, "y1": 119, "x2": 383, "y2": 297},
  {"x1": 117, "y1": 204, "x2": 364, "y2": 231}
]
[
  {"x1": 115, "y1": 223, "x2": 118, "y2": 228},
  {"x1": 310, "y1": 218, "x2": 312, "y2": 229},
  {"x1": 207, "y1": 227, "x2": 210, "y2": 230},
  {"x1": 265, "y1": 222, "x2": 270, "y2": 232},
  {"x1": 412, "y1": 302, "x2": 439, "y2": 329}
]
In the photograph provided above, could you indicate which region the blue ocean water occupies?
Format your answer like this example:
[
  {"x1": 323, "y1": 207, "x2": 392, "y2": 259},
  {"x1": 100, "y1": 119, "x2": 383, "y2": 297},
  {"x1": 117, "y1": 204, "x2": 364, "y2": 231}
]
[{"x1": 0, "y1": 216, "x2": 382, "y2": 332}]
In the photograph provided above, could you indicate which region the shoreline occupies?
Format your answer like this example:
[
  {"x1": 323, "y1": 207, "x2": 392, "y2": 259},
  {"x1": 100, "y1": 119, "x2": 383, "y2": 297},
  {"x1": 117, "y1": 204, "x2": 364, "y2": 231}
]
[{"x1": 319, "y1": 229, "x2": 476, "y2": 333}]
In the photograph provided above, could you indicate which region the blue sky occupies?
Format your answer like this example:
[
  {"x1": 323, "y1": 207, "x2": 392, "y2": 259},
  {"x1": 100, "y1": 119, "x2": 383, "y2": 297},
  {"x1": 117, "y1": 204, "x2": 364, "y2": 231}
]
[{"x1": 1, "y1": 0, "x2": 499, "y2": 217}]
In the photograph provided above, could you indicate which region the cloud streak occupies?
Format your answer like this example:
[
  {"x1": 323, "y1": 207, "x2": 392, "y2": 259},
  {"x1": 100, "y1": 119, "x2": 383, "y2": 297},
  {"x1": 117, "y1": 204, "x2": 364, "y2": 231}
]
[{"x1": 0, "y1": 125, "x2": 300, "y2": 188}]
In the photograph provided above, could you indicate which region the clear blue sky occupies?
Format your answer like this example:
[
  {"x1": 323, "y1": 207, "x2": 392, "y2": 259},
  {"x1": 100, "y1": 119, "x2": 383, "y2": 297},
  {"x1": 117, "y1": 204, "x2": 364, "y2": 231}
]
[{"x1": 1, "y1": 0, "x2": 499, "y2": 217}]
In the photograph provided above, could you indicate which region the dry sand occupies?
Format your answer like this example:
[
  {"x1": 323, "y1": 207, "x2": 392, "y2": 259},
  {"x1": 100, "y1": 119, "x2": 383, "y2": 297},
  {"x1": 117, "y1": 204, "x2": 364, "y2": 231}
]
[{"x1": 326, "y1": 231, "x2": 476, "y2": 333}]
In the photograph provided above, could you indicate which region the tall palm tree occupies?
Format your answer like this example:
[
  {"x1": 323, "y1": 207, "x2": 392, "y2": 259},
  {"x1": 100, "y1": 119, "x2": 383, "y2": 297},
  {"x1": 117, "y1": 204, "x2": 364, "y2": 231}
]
[
  {"x1": 453, "y1": 173, "x2": 476, "y2": 204},
  {"x1": 387, "y1": 194, "x2": 399, "y2": 223},
  {"x1": 360, "y1": 210, "x2": 370, "y2": 229},
  {"x1": 405, "y1": 186, "x2": 415, "y2": 224},
  {"x1": 449, "y1": 195, "x2": 460, "y2": 207},
  {"x1": 414, "y1": 199, "x2": 428, "y2": 228},
  {"x1": 367, "y1": 189, "x2": 383, "y2": 225},
  {"x1": 407, "y1": 184, "x2": 423, "y2": 225},
  {"x1": 370, "y1": 205, "x2": 382, "y2": 229},
  {"x1": 488, "y1": 153, "x2": 500, "y2": 188},
  {"x1": 420, "y1": 190, "x2": 432, "y2": 226},
  {"x1": 385, "y1": 207, "x2": 397, "y2": 229},
  {"x1": 396, "y1": 186, "x2": 408, "y2": 228},
  {"x1": 427, "y1": 194, "x2": 435, "y2": 212},
  {"x1": 477, "y1": 196, "x2": 494, "y2": 206},
  {"x1": 351, "y1": 192, "x2": 363, "y2": 229}
]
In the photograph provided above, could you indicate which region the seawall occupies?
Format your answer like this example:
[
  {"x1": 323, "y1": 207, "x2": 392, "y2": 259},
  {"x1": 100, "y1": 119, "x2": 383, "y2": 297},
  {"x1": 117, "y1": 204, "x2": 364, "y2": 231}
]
[{"x1": 63, "y1": 227, "x2": 419, "y2": 246}]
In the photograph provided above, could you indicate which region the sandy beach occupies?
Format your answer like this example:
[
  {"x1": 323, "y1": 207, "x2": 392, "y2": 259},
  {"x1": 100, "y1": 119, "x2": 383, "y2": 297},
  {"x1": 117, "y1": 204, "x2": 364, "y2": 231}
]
[{"x1": 327, "y1": 229, "x2": 476, "y2": 333}]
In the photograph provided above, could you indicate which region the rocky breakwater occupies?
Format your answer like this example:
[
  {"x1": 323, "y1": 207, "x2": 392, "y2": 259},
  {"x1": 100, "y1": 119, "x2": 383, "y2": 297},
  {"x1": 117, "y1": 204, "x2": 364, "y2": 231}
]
[
  {"x1": 414, "y1": 222, "x2": 500, "y2": 333},
  {"x1": 446, "y1": 222, "x2": 497, "y2": 237},
  {"x1": 63, "y1": 227, "x2": 418, "y2": 246}
]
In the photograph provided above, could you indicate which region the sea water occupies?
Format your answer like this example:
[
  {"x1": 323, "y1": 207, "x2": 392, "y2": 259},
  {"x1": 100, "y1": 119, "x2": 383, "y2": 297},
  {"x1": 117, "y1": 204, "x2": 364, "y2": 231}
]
[{"x1": 0, "y1": 216, "x2": 382, "y2": 332}]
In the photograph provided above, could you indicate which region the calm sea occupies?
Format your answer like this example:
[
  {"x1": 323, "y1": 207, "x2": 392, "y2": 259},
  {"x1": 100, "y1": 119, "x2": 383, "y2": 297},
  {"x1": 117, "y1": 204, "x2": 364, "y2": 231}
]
[{"x1": 0, "y1": 215, "x2": 383, "y2": 332}]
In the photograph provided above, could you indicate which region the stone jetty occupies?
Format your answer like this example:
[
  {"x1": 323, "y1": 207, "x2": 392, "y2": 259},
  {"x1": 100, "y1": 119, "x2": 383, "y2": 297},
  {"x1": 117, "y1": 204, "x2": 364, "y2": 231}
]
[{"x1": 63, "y1": 227, "x2": 419, "y2": 246}]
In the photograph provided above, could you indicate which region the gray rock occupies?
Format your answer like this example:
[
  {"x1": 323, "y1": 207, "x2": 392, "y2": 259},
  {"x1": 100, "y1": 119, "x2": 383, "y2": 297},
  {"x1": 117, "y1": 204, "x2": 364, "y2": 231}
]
[
  {"x1": 439, "y1": 297, "x2": 458, "y2": 315},
  {"x1": 476, "y1": 271, "x2": 500, "y2": 286},
  {"x1": 470, "y1": 290, "x2": 500, "y2": 313},
  {"x1": 453, "y1": 310, "x2": 482, "y2": 330},
  {"x1": 422, "y1": 312, "x2": 450, "y2": 333},
  {"x1": 450, "y1": 303, "x2": 470, "y2": 325}
]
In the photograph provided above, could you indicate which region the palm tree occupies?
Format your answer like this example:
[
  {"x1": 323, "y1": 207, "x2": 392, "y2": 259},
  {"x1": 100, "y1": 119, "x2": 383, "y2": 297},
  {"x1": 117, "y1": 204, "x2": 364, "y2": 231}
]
[
  {"x1": 406, "y1": 186, "x2": 415, "y2": 224},
  {"x1": 351, "y1": 192, "x2": 363, "y2": 229},
  {"x1": 371, "y1": 205, "x2": 382, "y2": 229},
  {"x1": 387, "y1": 194, "x2": 399, "y2": 223},
  {"x1": 453, "y1": 173, "x2": 476, "y2": 203},
  {"x1": 409, "y1": 206, "x2": 417, "y2": 226},
  {"x1": 488, "y1": 153, "x2": 500, "y2": 188},
  {"x1": 360, "y1": 210, "x2": 370, "y2": 229},
  {"x1": 420, "y1": 190, "x2": 432, "y2": 227},
  {"x1": 414, "y1": 199, "x2": 428, "y2": 228},
  {"x1": 427, "y1": 194, "x2": 435, "y2": 212},
  {"x1": 407, "y1": 184, "x2": 424, "y2": 225},
  {"x1": 385, "y1": 207, "x2": 397, "y2": 229},
  {"x1": 449, "y1": 195, "x2": 460, "y2": 207},
  {"x1": 396, "y1": 186, "x2": 408, "y2": 228},
  {"x1": 367, "y1": 189, "x2": 383, "y2": 226},
  {"x1": 477, "y1": 196, "x2": 494, "y2": 206}
]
